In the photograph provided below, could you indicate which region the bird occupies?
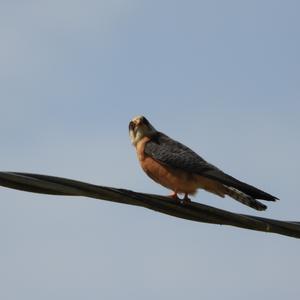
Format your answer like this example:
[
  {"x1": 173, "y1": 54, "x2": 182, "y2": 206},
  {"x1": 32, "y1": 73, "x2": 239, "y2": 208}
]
[{"x1": 129, "y1": 115, "x2": 278, "y2": 211}]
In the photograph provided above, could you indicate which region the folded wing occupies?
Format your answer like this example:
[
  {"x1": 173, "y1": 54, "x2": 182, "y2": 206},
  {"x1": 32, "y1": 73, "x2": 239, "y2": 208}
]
[{"x1": 145, "y1": 133, "x2": 278, "y2": 202}]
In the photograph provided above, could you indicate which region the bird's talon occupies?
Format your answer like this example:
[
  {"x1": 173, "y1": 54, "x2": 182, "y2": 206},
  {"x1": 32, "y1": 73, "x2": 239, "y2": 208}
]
[
  {"x1": 169, "y1": 193, "x2": 181, "y2": 203},
  {"x1": 182, "y1": 195, "x2": 191, "y2": 206}
]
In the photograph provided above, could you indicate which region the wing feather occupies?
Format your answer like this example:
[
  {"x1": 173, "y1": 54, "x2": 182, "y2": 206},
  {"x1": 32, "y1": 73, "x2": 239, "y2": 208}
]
[
  {"x1": 144, "y1": 133, "x2": 278, "y2": 201},
  {"x1": 144, "y1": 132, "x2": 213, "y2": 173}
]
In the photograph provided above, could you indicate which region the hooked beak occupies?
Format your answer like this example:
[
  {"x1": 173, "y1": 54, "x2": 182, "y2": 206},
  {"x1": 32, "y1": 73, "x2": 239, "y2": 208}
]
[{"x1": 129, "y1": 121, "x2": 135, "y2": 131}]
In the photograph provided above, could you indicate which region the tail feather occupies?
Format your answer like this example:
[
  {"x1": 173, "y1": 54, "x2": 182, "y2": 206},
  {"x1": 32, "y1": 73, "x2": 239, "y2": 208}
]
[
  {"x1": 204, "y1": 170, "x2": 278, "y2": 201},
  {"x1": 224, "y1": 186, "x2": 267, "y2": 211}
]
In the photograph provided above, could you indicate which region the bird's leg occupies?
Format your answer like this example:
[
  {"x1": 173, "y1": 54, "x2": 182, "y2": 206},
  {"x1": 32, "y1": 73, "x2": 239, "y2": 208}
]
[
  {"x1": 182, "y1": 193, "x2": 191, "y2": 205},
  {"x1": 169, "y1": 191, "x2": 181, "y2": 203}
]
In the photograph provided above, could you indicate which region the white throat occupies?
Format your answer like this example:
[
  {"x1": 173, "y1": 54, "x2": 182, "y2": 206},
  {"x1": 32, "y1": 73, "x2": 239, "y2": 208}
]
[{"x1": 130, "y1": 125, "x2": 156, "y2": 146}]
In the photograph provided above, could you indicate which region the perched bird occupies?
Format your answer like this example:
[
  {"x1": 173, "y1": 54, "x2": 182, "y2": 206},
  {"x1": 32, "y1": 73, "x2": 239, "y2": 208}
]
[{"x1": 129, "y1": 115, "x2": 278, "y2": 211}]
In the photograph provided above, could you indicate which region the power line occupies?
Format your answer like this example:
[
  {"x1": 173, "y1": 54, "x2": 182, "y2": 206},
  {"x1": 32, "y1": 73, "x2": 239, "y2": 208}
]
[{"x1": 0, "y1": 171, "x2": 299, "y2": 239}]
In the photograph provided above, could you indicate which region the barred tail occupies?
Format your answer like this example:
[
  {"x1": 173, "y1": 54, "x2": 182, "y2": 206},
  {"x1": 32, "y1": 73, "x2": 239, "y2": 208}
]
[{"x1": 224, "y1": 186, "x2": 267, "y2": 211}]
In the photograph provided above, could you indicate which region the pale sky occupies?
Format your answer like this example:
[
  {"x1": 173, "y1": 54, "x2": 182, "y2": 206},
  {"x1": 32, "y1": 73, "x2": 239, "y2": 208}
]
[{"x1": 0, "y1": 1, "x2": 299, "y2": 299}]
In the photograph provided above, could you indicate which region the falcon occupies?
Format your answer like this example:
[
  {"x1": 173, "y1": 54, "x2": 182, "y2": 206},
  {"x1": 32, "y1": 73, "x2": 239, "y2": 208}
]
[{"x1": 129, "y1": 115, "x2": 278, "y2": 211}]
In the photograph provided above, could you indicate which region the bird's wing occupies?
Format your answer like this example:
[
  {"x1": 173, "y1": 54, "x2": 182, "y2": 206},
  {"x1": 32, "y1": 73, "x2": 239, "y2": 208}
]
[
  {"x1": 144, "y1": 132, "x2": 213, "y2": 174},
  {"x1": 144, "y1": 133, "x2": 277, "y2": 201}
]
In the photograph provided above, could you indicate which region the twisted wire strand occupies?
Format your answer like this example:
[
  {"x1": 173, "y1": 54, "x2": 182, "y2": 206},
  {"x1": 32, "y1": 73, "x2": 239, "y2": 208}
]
[{"x1": 0, "y1": 172, "x2": 299, "y2": 239}]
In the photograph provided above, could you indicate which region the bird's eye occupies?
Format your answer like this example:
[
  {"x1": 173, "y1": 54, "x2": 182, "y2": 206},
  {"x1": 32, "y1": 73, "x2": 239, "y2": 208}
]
[{"x1": 129, "y1": 121, "x2": 135, "y2": 131}]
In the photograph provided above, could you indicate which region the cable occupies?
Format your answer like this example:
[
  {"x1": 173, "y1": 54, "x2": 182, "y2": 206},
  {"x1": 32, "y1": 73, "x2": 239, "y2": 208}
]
[{"x1": 0, "y1": 171, "x2": 299, "y2": 239}]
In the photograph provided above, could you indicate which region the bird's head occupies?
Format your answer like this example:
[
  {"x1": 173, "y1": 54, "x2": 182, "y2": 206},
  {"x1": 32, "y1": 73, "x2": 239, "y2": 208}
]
[{"x1": 129, "y1": 115, "x2": 157, "y2": 146}]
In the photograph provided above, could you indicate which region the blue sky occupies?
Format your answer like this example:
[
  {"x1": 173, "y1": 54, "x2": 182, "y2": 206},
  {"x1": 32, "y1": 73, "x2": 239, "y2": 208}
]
[{"x1": 0, "y1": 1, "x2": 299, "y2": 299}]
